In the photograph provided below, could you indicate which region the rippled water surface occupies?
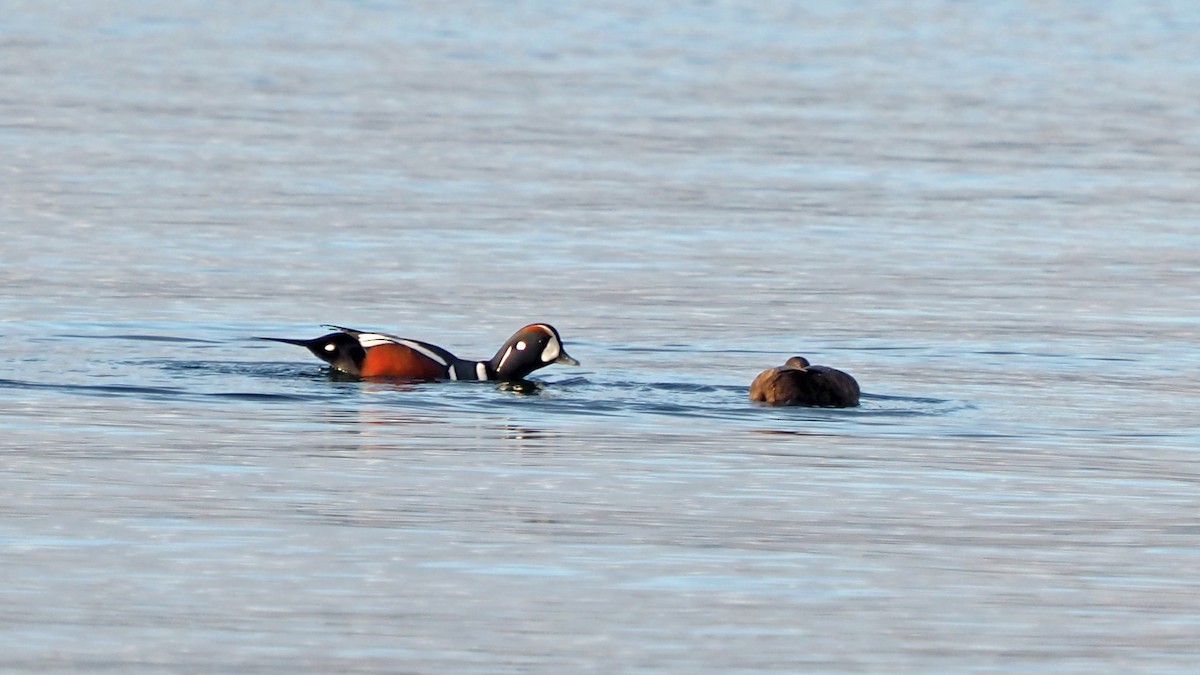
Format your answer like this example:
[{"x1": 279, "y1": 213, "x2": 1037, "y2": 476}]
[{"x1": 3, "y1": 1, "x2": 1199, "y2": 672}]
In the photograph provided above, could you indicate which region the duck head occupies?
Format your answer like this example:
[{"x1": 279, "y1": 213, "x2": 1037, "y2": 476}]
[{"x1": 489, "y1": 323, "x2": 579, "y2": 380}]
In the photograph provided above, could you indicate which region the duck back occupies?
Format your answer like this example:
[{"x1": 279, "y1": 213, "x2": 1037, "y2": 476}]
[{"x1": 750, "y1": 358, "x2": 860, "y2": 408}]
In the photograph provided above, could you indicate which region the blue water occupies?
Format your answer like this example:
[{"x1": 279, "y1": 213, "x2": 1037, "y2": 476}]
[{"x1": 3, "y1": 1, "x2": 1200, "y2": 672}]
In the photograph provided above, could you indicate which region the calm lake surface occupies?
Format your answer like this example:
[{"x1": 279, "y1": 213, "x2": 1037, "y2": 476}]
[{"x1": 3, "y1": 1, "x2": 1199, "y2": 672}]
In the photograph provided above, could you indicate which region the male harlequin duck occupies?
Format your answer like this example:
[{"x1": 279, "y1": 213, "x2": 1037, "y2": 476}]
[
  {"x1": 749, "y1": 356, "x2": 860, "y2": 408},
  {"x1": 262, "y1": 323, "x2": 578, "y2": 381}
]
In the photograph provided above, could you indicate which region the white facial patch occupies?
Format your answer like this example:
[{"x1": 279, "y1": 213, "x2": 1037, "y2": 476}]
[
  {"x1": 516, "y1": 340, "x2": 527, "y2": 350},
  {"x1": 324, "y1": 343, "x2": 337, "y2": 352},
  {"x1": 540, "y1": 336, "x2": 561, "y2": 363}
]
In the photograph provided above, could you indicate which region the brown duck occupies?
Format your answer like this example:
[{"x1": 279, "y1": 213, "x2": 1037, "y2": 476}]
[{"x1": 749, "y1": 356, "x2": 860, "y2": 408}]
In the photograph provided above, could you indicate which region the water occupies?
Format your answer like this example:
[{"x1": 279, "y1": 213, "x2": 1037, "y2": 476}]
[{"x1": 3, "y1": 1, "x2": 1200, "y2": 672}]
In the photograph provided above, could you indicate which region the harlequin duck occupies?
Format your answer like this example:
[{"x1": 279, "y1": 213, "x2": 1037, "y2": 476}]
[
  {"x1": 262, "y1": 323, "x2": 578, "y2": 381},
  {"x1": 749, "y1": 356, "x2": 860, "y2": 408}
]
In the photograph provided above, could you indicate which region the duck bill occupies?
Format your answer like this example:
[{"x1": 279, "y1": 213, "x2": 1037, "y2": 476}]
[{"x1": 555, "y1": 352, "x2": 580, "y2": 366}]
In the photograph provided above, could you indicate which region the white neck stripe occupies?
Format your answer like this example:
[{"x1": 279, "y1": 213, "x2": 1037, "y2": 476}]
[
  {"x1": 496, "y1": 345, "x2": 514, "y2": 372},
  {"x1": 476, "y1": 362, "x2": 488, "y2": 381}
]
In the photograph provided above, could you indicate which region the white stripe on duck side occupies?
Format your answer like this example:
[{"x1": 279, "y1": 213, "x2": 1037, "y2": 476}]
[{"x1": 356, "y1": 333, "x2": 449, "y2": 367}]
